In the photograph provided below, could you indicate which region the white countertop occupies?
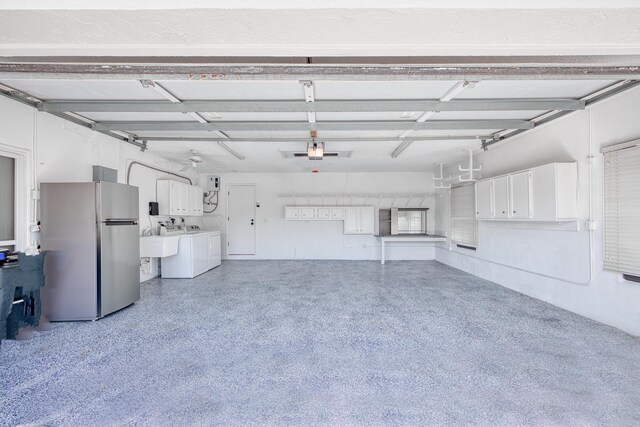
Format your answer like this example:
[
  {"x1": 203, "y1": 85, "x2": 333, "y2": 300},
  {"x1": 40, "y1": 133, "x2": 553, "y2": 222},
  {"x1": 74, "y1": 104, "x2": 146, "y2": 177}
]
[{"x1": 378, "y1": 235, "x2": 446, "y2": 242}]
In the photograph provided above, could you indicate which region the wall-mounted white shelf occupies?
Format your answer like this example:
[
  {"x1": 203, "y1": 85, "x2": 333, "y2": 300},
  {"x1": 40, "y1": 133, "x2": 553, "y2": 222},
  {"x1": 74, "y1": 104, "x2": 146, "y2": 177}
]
[{"x1": 475, "y1": 162, "x2": 578, "y2": 222}]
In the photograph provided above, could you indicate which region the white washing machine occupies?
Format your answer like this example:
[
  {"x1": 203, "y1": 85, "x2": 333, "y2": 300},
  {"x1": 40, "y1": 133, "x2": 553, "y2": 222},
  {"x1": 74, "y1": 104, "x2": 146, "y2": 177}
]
[{"x1": 161, "y1": 229, "x2": 221, "y2": 278}]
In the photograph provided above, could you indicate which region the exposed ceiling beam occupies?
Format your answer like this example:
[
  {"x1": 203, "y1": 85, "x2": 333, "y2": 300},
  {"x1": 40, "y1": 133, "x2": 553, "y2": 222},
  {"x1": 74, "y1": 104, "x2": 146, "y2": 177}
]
[
  {"x1": 93, "y1": 119, "x2": 533, "y2": 132},
  {"x1": 139, "y1": 135, "x2": 483, "y2": 143},
  {"x1": 140, "y1": 79, "x2": 210, "y2": 124},
  {"x1": 483, "y1": 79, "x2": 640, "y2": 149},
  {"x1": 397, "y1": 80, "x2": 471, "y2": 146},
  {"x1": 1, "y1": 56, "x2": 640, "y2": 80},
  {"x1": 38, "y1": 98, "x2": 586, "y2": 113}
]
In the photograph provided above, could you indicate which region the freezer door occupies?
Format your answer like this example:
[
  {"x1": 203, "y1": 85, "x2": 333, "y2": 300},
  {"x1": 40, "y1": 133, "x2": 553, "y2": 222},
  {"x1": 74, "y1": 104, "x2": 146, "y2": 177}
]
[
  {"x1": 98, "y1": 222, "x2": 140, "y2": 317},
  {"x1": 97, "y1": 181, "x2": 139, "y2": 221}
]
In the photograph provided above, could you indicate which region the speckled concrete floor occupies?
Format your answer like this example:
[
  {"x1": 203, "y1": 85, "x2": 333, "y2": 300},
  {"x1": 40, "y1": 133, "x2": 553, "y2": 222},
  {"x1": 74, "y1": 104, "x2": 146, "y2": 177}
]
[{"x1": 1, "y1": 261, "x2": 640, "y2": 426}]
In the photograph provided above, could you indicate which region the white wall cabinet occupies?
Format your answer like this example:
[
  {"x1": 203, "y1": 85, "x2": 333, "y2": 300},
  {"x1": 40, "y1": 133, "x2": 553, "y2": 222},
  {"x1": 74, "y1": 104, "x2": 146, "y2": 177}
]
[
  {"x1": 344, "y1": 206, "x2": 375, "y2": 235},
  {"x1": 300, "y1": 207, "x2": 315, "y2": 219},
  {"x1": 474, "y1": 162, "x2": 577, "y2": 222},
  {"x1": 475, "y1": 179, "x2": 493, "y2": 219},
  {"x1": 509, "y1": 171, "x2": 532, "y2": 219},
  {"x1": 331, "y1": 208, "x2": 344, "y2": 220},
  {"x1": 283, "y1": 205, "x2": 374, "y2": 235},
  {"x1": 493, "y1": 175, "x2": 510, "y2": 219},
  {"x1": 157, "y1": 180, "x2": 204, "y2": 217},
  {"x1": 284, "y1": 206, "x2": 300, "y2": 220}
]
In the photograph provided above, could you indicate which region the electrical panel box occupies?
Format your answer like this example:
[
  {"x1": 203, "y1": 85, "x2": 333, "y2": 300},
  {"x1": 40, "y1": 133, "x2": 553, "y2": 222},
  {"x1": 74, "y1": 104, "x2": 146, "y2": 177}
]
[{"x1": 206, "y1": 175, "x2": 221, "y2": 192}]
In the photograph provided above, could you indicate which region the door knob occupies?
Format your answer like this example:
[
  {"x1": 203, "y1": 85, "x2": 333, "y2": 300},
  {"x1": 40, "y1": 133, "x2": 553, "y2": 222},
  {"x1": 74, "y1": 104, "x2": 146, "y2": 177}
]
[{"x1": 250, "y1": 219, "x2": 254, "y2": 225}]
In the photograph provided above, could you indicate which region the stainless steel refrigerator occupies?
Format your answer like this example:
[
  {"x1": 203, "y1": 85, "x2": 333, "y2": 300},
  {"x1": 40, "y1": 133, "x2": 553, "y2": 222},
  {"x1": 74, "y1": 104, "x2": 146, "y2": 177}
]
[{"x1": 40, "y1": 181, "x2": 140, "y2": 321}]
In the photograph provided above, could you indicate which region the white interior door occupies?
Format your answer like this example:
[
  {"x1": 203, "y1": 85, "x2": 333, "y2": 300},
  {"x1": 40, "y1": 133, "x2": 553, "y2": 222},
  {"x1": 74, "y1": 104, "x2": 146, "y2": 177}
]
[{"x1": 227, "y1": 184, "x2": 256, "y2": 255}]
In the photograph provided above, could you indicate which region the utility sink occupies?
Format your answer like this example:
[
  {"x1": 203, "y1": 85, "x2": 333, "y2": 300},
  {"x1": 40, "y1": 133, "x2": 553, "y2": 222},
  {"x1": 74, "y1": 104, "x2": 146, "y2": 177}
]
[{"x1": 140, "y1": 236, "x2": 180, "y2": 258}]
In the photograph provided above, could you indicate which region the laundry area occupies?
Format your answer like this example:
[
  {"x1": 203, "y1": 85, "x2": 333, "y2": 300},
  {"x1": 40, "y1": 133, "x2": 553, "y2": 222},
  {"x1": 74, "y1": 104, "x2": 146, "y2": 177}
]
[{"x1": 1, "y1": 2, "x2": 640, "y2": 425}]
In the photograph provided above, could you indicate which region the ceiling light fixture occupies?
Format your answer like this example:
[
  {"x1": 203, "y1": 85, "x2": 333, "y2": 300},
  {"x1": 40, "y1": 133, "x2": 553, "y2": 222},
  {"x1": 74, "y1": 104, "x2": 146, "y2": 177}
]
[{"x1": 307, "y1": 140, "x2": 325, "y2": 160}]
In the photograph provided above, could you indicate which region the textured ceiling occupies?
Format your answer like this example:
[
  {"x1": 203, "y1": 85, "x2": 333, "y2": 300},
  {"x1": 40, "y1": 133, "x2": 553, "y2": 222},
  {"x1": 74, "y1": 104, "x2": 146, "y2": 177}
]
[{"x1": 0, "y1": 7, "x2": 639, "y2": 56}]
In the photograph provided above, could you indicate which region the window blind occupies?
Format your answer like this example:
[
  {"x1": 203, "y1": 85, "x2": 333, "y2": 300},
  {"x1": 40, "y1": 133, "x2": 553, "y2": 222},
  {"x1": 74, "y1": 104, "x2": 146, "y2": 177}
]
[
  {"x1": 451, "y1": 183, "x2": 477, "y2": 248},
  {"x1": 603, "y1": 144, "x2": 640, "y2": 277}
]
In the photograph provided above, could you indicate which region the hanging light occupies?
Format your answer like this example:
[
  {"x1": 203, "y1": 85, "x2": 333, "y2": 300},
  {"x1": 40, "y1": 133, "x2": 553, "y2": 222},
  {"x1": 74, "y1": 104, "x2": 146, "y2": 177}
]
[{"x1": 307, "y1": 139, "x2": 325, "y2": 160}]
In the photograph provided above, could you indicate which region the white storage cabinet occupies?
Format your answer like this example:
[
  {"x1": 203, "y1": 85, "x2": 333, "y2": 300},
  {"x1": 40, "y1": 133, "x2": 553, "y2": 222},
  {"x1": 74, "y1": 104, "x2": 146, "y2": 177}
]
[
  {"x1": 283, "y1": 205, "x2": 373, "y2": 234},
  {"x1": 343, "y1": 206, "x2": 375, "y2": 235},
  {"x1": 157, "y1": 180, "x2": 204, "y2": 217},
  {"x1": 475, "y1": 162, "x2": 577, "y2": 221}
]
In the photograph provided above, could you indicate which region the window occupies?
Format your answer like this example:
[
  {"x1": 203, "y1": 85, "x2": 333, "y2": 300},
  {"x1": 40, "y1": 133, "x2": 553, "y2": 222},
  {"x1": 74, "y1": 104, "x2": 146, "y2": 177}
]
[
  {"x1": 603, "y1": 142, "x2": 640, "y2": 278},
  {"x1": 451, "y1": 183, "x2": 477, "y2": 249},
  {"x1": 0, "y1": 155, "x2": 15, "y2": 250}
]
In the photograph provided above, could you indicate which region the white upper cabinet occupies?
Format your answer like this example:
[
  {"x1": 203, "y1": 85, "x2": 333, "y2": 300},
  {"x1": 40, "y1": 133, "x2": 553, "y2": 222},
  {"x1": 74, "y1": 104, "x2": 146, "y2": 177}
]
[
  {"x1": 284, "y1": 205, "x2": 373, "y2": 235},
  {"x1": 284, "y1": 206, "x2": 300, "y2": 220},
  {"x1": 493, "y1": 176, "x2": 510, "y2": 219},
  {"x1": 188, "y1": 186, "x2": 203, "y2": 216},
  {"x1": 344, "y1": 206, "x2": 374, "y2": 235},
  {"x1": 475, "y1": 179, "x2": 493, "y2": 219},
  {"x1": 475, "y1": 162, "x2": 578, "y2": 222},
  {"x1": 331, "y1": 207, "x2": 344, "y2": 220},
  {"x1": 509, "y1": 171, "x2": 532, "y2": 219},
  {"x1": 317, "y1": 207, "x2": 331, "y2": 219},
  {"x1": 300, "y1": 207, "x2": 316, "y2": 219},
  {"x1": 157, "y1": 180, "x2": 204, "y2": 217}
]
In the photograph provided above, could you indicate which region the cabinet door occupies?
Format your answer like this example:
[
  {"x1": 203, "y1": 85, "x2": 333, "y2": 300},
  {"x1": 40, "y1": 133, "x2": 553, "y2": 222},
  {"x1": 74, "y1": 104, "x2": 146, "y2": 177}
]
[
  {"x1": 169, "y1": 181, "x2": 182, "y2": 215},
  {"x1": 300, "y1": 207, "x2": 316, "y2": 219},
  {"x1": 344, "y1": 207, "x2": 360, "y2": 234},
  {"x1": 509, "y1": 171, "x2": 531, "y2": 219},
  {"x1": 317, "y1": 207, "x2": 330, "y2": 220},
  {"x1": 331, "y1": 208, "x2": 344, "y2": 220},
  {"x1": 181, "y1": 184, "x2": 189, "y2": 215},
  {"x1": 493, "y1": 176, "x2": 510, "y2": 219},
  {"x1": 284, "y1": 207, "x2": 299, "y2": 220},
  {"x1": 191, "y1": 186, "x2": 203, "y2": 216},
  {"x1": 359, "y1": 206, "x2": 374, "y2": 234},
  {"x1": 186, "y1": 186, "x2": 195, "y2": 216},
  {"x1": 475, "y1": 180, "x2": 493, "y2": 219}
]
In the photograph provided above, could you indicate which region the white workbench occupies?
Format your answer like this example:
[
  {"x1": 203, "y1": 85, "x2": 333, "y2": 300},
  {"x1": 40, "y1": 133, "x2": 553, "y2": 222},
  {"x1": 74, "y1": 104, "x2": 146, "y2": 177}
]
[{"x1": 379, "y1": 235, "x2": 447, "y2": 264}]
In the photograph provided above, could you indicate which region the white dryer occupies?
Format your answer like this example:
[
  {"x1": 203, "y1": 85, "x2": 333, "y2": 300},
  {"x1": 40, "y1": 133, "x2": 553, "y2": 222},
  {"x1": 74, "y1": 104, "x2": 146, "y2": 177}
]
[{"x1": 161, "y1": 230, "x2": 221, "y2": 278}]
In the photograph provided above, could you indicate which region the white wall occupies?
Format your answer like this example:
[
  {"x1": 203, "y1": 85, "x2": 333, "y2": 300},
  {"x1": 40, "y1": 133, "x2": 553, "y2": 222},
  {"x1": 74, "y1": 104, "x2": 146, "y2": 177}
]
[
  {"x1": 435, "y1": 85, "x2": 640, "y2": 336},
  {"x1": 0, "y1": 95, "x2": 184, "y2": 282},
  {"x1": 199, "y1": 172, "x2": 436, "y2": 260}
]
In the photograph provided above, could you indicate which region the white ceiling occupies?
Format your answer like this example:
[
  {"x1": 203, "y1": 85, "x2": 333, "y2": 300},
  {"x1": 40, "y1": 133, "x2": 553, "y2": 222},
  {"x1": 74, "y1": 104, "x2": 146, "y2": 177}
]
[
  {"x1": 0, "y1": 4, "x2": 639, "y2": 57},
  {"x1": 0, "y1": 2, "x2": 633, "y2": 173},
  {"x1": 0, "y1": 78, "x2": 618, "y2": 173}
]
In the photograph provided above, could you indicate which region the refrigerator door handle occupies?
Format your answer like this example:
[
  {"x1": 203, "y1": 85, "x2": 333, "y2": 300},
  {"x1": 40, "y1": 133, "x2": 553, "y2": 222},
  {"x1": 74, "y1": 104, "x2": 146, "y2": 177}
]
[{"x1": 104, "y1": 220, "x2": 138, "y2": 226}]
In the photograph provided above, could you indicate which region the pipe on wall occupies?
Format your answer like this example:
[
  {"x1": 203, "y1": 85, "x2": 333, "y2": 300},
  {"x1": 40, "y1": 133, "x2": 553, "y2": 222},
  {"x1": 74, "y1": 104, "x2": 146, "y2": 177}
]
[{"x1": 125, "y1": 160, "x2": 193, "y2": 186}]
